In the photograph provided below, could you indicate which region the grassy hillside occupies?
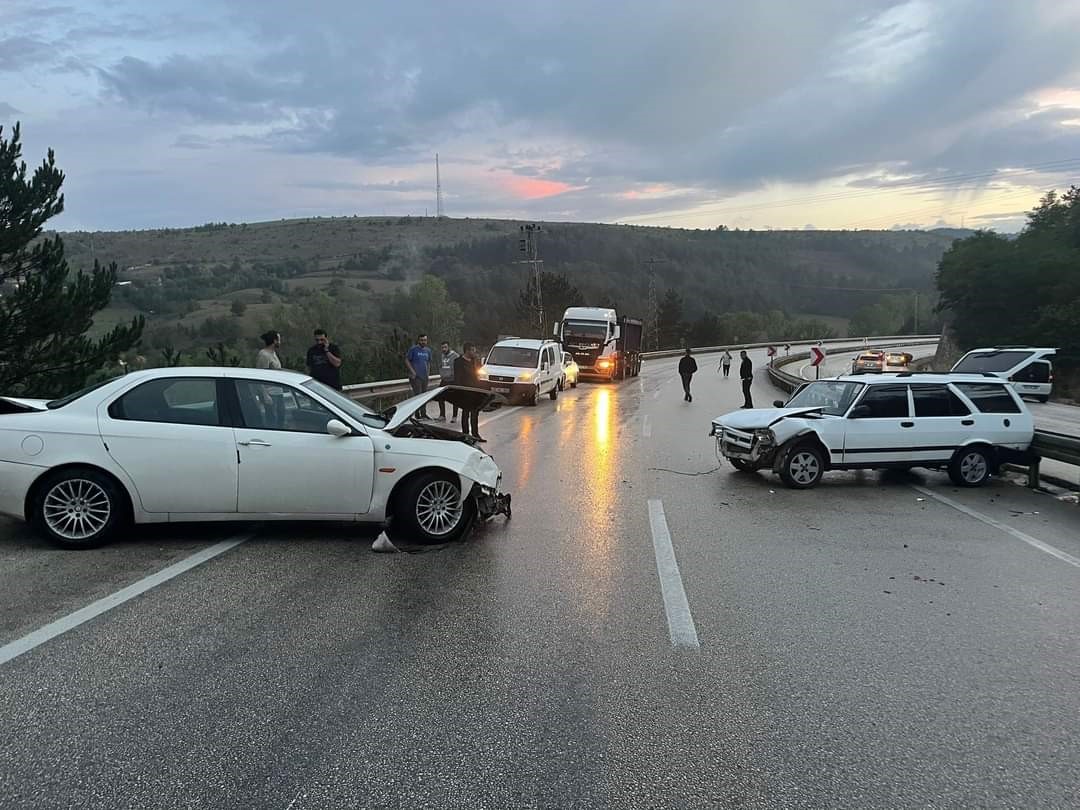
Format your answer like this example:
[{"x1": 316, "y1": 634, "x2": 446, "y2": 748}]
[{"x1": 52, "y1": 216, "x2": 964, "y2": 380}]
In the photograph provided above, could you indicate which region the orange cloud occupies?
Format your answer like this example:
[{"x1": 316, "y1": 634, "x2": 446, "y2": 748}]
[{"x1": 502, "y1": 175, "x2": 578, "y2": 199}]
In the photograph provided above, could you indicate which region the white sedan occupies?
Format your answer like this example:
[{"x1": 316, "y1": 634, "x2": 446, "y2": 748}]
[{"x1": 0, "y1": 368, "x2": 510, "y2": 549}]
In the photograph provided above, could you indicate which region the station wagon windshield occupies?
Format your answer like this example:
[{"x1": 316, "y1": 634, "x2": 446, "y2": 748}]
[
  {"x1": 487, "y1": 347, "x2": 540, "y2": 368},
  {"x1": 786, "y1": 380, "x2": 865, "y2": 416}
]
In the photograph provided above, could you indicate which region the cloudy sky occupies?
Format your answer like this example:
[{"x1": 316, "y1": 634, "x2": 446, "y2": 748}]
[{"x1": 3, "y1": 0, "x2": 1080, "y2": 232}]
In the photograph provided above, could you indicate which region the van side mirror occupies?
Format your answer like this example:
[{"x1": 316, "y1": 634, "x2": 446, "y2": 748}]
[
  {"x1": 849, "y1": 405, "x2": 872, "y2": 419},
  {"x1": 552, "y1": 321, "x2": 560, "y2": 336}
]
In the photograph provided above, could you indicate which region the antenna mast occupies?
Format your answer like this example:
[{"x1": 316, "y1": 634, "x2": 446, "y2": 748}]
[
  {"x1": 645, "y1": 257, "x2": 665, "y2": 351},
  {"x1": 435, "y1": 153, "x2": 444, "y2": 219}
]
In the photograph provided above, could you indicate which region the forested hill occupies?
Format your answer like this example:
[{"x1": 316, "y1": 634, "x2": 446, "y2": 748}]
[{"x1": 52, "y1": 216, "x2": 966, "y2": 382}]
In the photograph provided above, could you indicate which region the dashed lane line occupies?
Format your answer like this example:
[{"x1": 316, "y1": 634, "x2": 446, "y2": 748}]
[
  {"x1": 0, "y1": 532, "x2": 255, "y2": 667},
  {"x1": 647, "y1": 499, "x2": 700, "y2": 649},
  {"x1": 911, "y1": 485, "x2": 1080, "y2": 569}
]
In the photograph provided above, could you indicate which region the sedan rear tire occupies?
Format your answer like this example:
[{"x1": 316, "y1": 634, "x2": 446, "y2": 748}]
[{"x1": 33, "y1": 467, "x2": 127, "y2": 549}]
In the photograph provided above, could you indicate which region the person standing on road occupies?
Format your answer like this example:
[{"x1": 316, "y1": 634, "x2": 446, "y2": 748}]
[
  {"x1": 718, "y1": 349, "x2": 733, "y2": 378},
  {"x1": 454, "y1": 343, "x2": 485, "y2": 442},
  {"x1": 256, "y1": 331, "x2": 282, "y2": 369},
  {"x1": 405, "y1": 333, "x2": 433, "y2": 419},
  {"x1": 436, "y1": 340, "x2": 460, "y2": 423},
  {"x1": 678, "y1": 348, "x2": 698, "y2": 402},
  {"x1": 306, "y1": 329, "x2": 343, "y2": 390},
  {"x1": 739, "y1": 350, "x2": 754, "y2": 409}
]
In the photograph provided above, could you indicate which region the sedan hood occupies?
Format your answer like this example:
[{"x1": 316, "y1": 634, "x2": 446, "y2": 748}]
[
  {"x1": 382, "y1": 385, "x2": 503, "y2": 431},
  {"x1": 713, "y1": 406, "x2": 824, "y2": 430},
  {"x1": 0, "y1": 396, "x2": 50, "y2": 414}
]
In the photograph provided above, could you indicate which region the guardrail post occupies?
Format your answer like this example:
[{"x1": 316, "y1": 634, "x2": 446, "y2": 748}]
[{"x1": 1027, "y1": 458, "x2": 1041, "y2": 490}]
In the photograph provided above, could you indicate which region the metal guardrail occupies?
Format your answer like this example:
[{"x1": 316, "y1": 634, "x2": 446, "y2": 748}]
[{"x1": 767, "y1": 344, "x2": 1079, "y2": 486}]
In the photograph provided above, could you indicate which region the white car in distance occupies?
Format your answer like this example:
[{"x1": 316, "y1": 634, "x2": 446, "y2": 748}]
[
  {"x1": 0, "y1": 368, "x2": 510, "y2": 549},
  {"x1": 710, "y1": 374, "x2": 1036, "y2": 488}
]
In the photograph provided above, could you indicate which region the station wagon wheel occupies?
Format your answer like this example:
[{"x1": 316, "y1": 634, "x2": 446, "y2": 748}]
[
  {"x1": 388, "y1": 472, "x2": 476, "y2": 546},
  {"x1": 779, "y1": 443, "x2": 824, "y2": 489},
  {"x1": 33, "y1": 468, "x2": 127, "y2": 549},
  {"x1": 949, "y1": 447, "x2": 991, "y2": 487}
]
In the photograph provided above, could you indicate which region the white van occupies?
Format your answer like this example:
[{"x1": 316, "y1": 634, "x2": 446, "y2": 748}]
[
  {"x1": 477, "y1": 338, "x2": 563, "y2": 405},
  {"x1": 950, "y1": 347, "x2": 1057, "y2": 402}
]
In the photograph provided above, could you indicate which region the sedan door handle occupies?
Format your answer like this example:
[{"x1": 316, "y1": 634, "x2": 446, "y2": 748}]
[
  {"x1": 900, "y1": 421, "x2": 915, "y2": 428},
  {"x1": 961, "y1": 419, "x2": 975, "y2": 426},
  {"x1": 237, "y1": 439, "x2": 272, "y2": 447}
]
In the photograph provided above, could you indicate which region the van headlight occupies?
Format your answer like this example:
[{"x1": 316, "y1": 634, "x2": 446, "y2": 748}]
[
  {"x1": 517, "y1": 371, "x2": 535, "y2": 382},
  {"x1": 476, "y1": 367, "x2": 489, "y2": 380}
]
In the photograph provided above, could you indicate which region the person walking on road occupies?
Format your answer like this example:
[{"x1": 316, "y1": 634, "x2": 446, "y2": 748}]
[
  {"x1": 455, "y1": 343, "x2": 485, "y2": 442},
  {"x1": 436, "y1": 340, "x2": 460, "y2": 423},
  {"x1": 405, "y1": 333, "x2": 433, "y2": 419},
  {"x1": 256, "y1": 331, "x2": 282, "y2": 370},
  {"x1": 718, "y1": 349, "x2": 733, "y2": 378},
  {"x1": 306, "y1": 329, "x2": 343, "y2": 390},
  {"x1": 678, "y1": 348, "x2": 698, "y2": 402},
  {"x1": 739, "y1": 350, "x2": 754, "y2": 409}
]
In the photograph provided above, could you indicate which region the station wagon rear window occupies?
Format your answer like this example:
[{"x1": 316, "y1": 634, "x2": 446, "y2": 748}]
[
  {"x1": 954, "y1": 383, "x2": 1022, "y2": 413},
  {"x1": 952, "y1": 350, "x2": 1033, "y2": 373}
]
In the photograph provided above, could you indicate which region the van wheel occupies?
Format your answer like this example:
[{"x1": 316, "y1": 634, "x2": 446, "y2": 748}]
[
  {"x1": 526, "y1": 386, "x2": 538, "y2": 406},
  {"x1": 1035, "y1": 395, "x2": 1049, "y2": 403},
  {"x1": 549, "y1": 382, "x2": 558, "y2": 401},
  {"x1": 33, "y1": 467, "x2": 128, "y2": 549},
  {"x1": 949, "y1": 447, "x2": 991, "y2": 487},
  {"x1": 779, "y1": 442, "x2": 824, "y2": 489},
  {"x1": 570, "y1": 379, "x2": 577, "y2": 389}
]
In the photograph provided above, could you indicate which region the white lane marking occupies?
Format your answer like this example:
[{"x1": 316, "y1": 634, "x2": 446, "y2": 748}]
[
  {"x1": 642, "y1": 415, "x2": 652, "y2": 438},
  {"x1": 285, "y1": 790, "x2": 304, "y2": 810},
  {"x1": 652, "y1": 389, "x2": 661, "y2": 400},
  {"x1": 478, "y1": 406, "x2": 519, "y2": 428},
  {"x1": 647, "y1": 500, "x2": 700, "y2": 649},
  {"x1": 911, "y1": 486, "x2": 1080, "y2": 569},
  {"x1": 0, "y1": 532, "x2": 254, "y2": 667}
]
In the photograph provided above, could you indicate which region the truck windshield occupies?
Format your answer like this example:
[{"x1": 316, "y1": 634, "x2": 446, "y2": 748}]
[
  {"x1": 952, "y1": 350, "x2": 1034, "y2": 373},
  {"x1": 786, "y1": 381, "x2": 865, "y2": 416},
  {"x1": 487, "y1": 347, "x2": 539, "y2": 368},
  {"x1": 564, "y1": 321, "x2": 607, "y2": 339}
]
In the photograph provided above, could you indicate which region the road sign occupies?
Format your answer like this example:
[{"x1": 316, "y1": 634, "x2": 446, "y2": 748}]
[{"x1": 810, "y1": 346, "x2": 826, "y2": 366}]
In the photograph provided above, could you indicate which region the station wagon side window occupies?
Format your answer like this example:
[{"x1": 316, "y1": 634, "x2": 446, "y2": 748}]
[
  {"x1": 911, "y1": 385, "x2": 970, "y2": 417},
  {"x1": 853, "y1": 385, "x2": 910, "y2": 418},
  {"x1": 954, "y1": 383, "x2": 1022, "y2": 414},
  {"x1": 108, "y1": 378, "x2": 222, "y2": 427},
  {"x1": 1012, "y1": 361, "x2": 1051, "y2": 383}
]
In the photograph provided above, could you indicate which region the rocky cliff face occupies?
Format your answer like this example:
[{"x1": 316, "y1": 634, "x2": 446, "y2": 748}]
[{"x1": 931, "y1": 318, "x2": 963, "y2": 372}]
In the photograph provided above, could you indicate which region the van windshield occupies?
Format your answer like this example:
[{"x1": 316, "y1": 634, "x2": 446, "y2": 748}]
[
  {"x1": 953, "y1": 350, "x2": 1033, "y2": 373},
  {"x1": 487, "y1": 347, "x2": 539, "y2": 368}
]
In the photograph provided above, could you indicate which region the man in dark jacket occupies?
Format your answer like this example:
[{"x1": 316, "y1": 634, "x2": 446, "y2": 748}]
[
  {"x1": 739, "y1": 350, "x2": 754, "y2": 408},
  {"x1": 454, "y1": 342, "x2": 485, "y2": 442},
  {"x1": 678, "y1": 348, "x2": 698, "y2": 402}
]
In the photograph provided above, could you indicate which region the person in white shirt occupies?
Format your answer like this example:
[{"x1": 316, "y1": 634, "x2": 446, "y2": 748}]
[
  {"x1": 256, "y1": 331, "x2": 282, "y2": 369},
  {"x1": 718, "y1": 350, "x2": 733, "y2": 378}
]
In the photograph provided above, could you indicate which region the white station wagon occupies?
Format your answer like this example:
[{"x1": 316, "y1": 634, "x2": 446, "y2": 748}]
[
  {"x1": 0, "y1": 368, "x2": 510, "y2": 549},
  {"x1": 710, "y1": 373, "x2": 1036, "y2": 489}
]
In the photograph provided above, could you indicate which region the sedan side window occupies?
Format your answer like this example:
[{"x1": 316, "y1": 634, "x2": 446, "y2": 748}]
[
  {"x1": 109, "y1": 378, "x2": 221, "y2": 426},
  {"x1": 853, "y1": 385, "x2": 910, "y2": 418},
  {"x1": 235, "y1": 380, "x2": 338, "y2": 433}
]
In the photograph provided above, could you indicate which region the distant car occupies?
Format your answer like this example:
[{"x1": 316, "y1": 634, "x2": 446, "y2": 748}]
[
  {"x1": 561, "y1": 352, "x2": 579, "y2": 389},
  {"x1": 852, "y1": 351, "x2": 887, "y2": 373},
  {"x1": 950, "y1": 346, "x2": 1057, "y2": 403},
  {"x1": 710, "y1": 373, "x2": 1035, "y2": 489},
  {"x1": 0, "y1": 369, "x2": 509, "y2": 549}
]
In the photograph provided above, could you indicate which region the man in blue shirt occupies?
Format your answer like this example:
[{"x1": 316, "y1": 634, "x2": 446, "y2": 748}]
[{"x1": 405, "y1": 333, "x2": 433, "y2": 419}]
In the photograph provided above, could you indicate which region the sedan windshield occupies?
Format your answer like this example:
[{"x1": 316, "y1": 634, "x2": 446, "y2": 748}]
[
  {"x1": 301, "y1": 379, "x2": 386, "y2": 428},
  {"x1": 786, "y1": 380, "x2": 865, "y2": 416},
  {"x1": 486, "y1": 347, "x2": 539, "y2": 368}
]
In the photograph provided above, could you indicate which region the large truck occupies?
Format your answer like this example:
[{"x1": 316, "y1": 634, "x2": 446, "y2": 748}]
[{"x1": 554, "y1": 307, "x2": 643, "y2": 381}]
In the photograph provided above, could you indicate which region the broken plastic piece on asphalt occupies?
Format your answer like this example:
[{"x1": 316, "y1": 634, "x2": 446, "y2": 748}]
[{"x1": 372, "y1": 533, "x2": 399, "y2": 553}]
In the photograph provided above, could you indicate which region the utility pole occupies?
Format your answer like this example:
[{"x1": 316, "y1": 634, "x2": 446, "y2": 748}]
[
  {"x1": 515, "y1": 224, "x2": 544, "y2": 336},
  {"x1": 435, "y1": 153, "x2": 444, "y2": 219},
  {"x1": 644, "y1": 257, "x2": 665, "y2": 351}
]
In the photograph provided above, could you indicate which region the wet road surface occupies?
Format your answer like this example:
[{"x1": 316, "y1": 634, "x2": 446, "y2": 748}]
[{"x1": 2, "y1": 347, "x2": 1079, "y2": 809}]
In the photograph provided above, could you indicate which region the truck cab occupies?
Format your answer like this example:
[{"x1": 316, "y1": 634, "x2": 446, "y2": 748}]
[{"x1": 554, "y1": 307, "x2": 642, "y2": 380}]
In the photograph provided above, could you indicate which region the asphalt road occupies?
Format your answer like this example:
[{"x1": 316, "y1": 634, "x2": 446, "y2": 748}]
[{"x1": 2, "y1": 346, "x2": 1079, "y2": 809}]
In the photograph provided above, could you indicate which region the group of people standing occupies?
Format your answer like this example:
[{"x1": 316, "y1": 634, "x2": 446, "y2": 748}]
[
  {"x1": 255, "y1": 329, "x2": 344, "y2": 390},
  {"x1": 678, "y1": 347, "x2": 755, "y2": 408},
  {"x1": 403, "y1": 333, "x2": 486, "y2": 442}
]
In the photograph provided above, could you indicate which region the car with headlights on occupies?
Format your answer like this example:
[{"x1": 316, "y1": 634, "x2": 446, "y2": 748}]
[
  {"x1": 0, "y1": 368, "x2": 510, "y2": 549},
  {"x1": 709, "y1": 374, "x2": 1035, "y2": 489},
  {"x1": 476, "y1": 338, "x2": 563, "y2": 405},
  {"x1": 561, "y1": 352, "x2": 580, "y2": 389}
]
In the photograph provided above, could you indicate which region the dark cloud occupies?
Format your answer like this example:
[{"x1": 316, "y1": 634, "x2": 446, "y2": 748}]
[{"x1": 0, "y1": 36, "x2": 55, "y2": 72}]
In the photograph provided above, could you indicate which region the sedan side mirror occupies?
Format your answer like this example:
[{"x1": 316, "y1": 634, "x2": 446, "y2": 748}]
[
  {"x1": 327, "y1": 419, "x2": 352, "y2": 437},
  {"x1": 773, "y1": 399, "x2": 785, "y2": 408},
  {"x1": 848, "y1": 405, "x2": 872, "y2": 419}
]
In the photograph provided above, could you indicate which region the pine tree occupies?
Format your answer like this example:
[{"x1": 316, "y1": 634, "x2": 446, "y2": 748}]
[{"x1": 0, "y1": 123, "x2": 144, "y2": 396}]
